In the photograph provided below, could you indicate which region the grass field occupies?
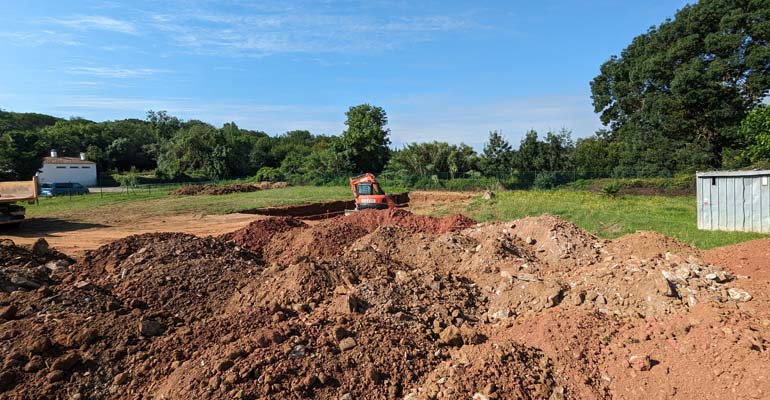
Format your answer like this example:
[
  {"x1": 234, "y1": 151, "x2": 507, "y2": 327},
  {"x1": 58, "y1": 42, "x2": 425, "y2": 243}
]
[
  {"x1": 27, "y1": 186, "x2": 353, "y2": 222},
  {"x1": 465, "y1": 190, "x2": 766, "y2": 249},
  {"x1": 24, "y1": 185, "x2": 767, "y2": 249}
]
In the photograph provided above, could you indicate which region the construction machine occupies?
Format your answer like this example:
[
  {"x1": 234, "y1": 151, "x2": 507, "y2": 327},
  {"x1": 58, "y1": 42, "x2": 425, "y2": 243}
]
[
  {"x1": 346, "y1": 173, "x2": 396, "y2": 214},
  {"x1": 0, "y1": 177, "x2": 39, "y2": 228}
]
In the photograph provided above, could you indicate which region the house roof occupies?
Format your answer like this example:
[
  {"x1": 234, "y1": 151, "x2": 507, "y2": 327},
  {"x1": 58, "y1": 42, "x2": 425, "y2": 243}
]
[{"x1": 42, "y1": 157, "x2": 96, "y2": 165}]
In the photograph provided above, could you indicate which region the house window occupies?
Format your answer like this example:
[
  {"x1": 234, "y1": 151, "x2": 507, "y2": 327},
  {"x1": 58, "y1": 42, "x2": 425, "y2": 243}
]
[
  {"x1": 70, "y1": 166, "x2": 78, "y2": 169},
  {"x1": 711, "y1": 177, "x2": 716, "y2": 186},
  {"x1": 82, "y1": 166, "x2": 91, "y2": 169},
  {"x1": 56, "y1": 166, "x2": 66, "y2": 169}
]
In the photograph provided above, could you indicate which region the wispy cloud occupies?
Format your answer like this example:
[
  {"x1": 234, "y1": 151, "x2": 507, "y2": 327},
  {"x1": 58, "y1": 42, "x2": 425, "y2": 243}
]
[
  {"x1": 0, "y1": 31, "x2": 82, "y2": 46},
  {"x1": 45, "y1": 15, "x2": 137, "y2": 35},
  {"x1": 67, "y1": 66, "x2": 165, "y2": 78},
  {"x1": 147, "y1": 9, "x2": 477, "y2": 57}
]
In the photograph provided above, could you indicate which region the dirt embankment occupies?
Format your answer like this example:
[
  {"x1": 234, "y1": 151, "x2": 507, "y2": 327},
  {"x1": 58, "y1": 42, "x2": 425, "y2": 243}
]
[
  {"x1": 0, "y1": 211, "x2": 767, "y2": 400},
  {"x1": 170, "y1": 181, "x2": 289, "y2": 196}
]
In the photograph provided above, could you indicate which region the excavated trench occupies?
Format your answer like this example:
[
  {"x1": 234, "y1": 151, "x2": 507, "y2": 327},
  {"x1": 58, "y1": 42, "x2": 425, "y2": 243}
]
[{"x1": 241, "y1": 192, "x2": 410, "y2": 220}]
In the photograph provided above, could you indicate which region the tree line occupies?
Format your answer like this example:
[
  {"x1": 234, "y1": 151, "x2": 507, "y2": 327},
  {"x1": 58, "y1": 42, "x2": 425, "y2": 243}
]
[{"x1": 1, "y1": 0, "x2": 769, "y2": 186}]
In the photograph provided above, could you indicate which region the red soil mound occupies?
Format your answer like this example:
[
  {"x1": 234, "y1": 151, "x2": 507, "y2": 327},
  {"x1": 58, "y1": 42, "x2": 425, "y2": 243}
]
[{"x1": 343, "y1": 208, "x2": 476, "y2": 234}]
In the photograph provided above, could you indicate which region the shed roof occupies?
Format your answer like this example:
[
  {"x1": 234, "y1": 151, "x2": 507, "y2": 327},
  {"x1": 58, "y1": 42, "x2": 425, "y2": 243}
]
[
  {"x1": 696, "y1": 170, "x2": 770, "y2": 178},
  {"x1": 42, "y1": 157, "x2": 96, "y2": 165}
]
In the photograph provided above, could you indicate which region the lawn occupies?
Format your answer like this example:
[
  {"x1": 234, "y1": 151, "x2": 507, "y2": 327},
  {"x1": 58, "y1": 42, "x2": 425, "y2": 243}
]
[
  {"x1": 24, "y1": 185, "x2": 766, "y2": 249},
  {"x1": 26, "y1": 186, "x2": 354, "y2": 222},
  {"x1": 465, "y1": 190, "x2": 766, "y2": 249}
]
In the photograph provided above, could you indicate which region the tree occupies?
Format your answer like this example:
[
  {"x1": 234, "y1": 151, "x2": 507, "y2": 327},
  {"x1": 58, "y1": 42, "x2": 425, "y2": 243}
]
[
  {"x1": 574, "y1": 131, "x2": 617, "y2": 178},
  {"x1": 341, "y1": 104, "x2": 391, "y2": 173},
  {"x1": 739, "y1": 105, "x2": 770, "y2": 163},
  {"x1": 479, "y1": 131, "x2": 513, "y2": 178},
  {"x1": 0, "y1": 131, "x2": 44, "y2": 180},
  {"x1": 591, "y1": 0, "x2": 770, "y2": 172}
]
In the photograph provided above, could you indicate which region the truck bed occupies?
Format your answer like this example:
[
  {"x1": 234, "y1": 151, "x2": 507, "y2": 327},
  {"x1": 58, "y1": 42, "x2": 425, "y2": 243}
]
[{"x1": 0, "y1": 179, "x2": 38, "y2": 203}]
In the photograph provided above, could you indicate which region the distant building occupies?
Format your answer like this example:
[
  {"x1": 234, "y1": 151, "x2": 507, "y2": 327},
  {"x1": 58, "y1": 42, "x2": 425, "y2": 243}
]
[{"x1": 38, "y1": 149, "x2": 97, "y2": 187}]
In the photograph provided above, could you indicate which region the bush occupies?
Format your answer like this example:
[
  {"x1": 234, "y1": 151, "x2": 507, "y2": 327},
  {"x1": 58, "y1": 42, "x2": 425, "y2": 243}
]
[
  {"x1": 601, "y1": 181, "x2": 621, "y2": 197},
  {"x1": 254, "y1": 167, "x2": 283, "y2": 182},
  {"x1": 533, "y1": 172, "x2": 559, "y2": 189}
]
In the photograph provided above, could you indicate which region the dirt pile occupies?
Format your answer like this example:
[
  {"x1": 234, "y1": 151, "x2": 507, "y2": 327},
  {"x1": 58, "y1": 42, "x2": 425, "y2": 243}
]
[
  {"x1": 1, "y1": 211, "x2": 767, "y2": 399},
  {"x1": 170, "y1": 181, "x2": 289, "y2": 196},
  {"x1": 0, "y1": 238, "x2": 74, "y2": 293},
  {"x1": 344, "y1": 208, "x2": 476, "y2": 234},
  {"x1": 220, "y1": 217, "x2": 308, "y2": 255}
]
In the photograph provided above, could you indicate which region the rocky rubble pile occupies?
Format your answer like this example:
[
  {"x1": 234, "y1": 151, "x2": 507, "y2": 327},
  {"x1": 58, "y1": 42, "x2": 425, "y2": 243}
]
[
  {"x1": 0, "y1": 211, "x2": 764, "y2": 399},
  {"x1": 0, "y1": 238, "x2": 73, "y2": 293}
]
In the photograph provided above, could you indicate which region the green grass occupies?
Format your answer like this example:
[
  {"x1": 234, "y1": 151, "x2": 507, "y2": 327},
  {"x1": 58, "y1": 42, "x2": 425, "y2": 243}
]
[
  {"x1": 24, "y1": 185, "x2": 766, "y2": 249},
  {"x1": 464, "y1": 190, "x2": 766, "y2": 249},
  {"x1": 26, "y1": 186, "x2": 354, "y2": 221}
]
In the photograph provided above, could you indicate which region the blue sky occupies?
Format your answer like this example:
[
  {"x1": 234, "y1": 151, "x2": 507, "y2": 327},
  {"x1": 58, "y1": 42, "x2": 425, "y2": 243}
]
[{"x1": 0, "y1": 0, "x2": 691, "y2": 149}]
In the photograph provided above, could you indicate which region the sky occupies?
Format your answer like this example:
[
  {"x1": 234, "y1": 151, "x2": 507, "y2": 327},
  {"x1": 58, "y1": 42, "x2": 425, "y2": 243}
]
[{"x1": 0, "y1": 0, "x2": 692, "y2": 149}]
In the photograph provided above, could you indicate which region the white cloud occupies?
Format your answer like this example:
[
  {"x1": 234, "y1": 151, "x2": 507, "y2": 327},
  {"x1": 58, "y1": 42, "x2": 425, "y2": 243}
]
[
  {"x1": 67, "y1": 66, "x2": 165, "y2": 78},
  {"x1": 45, "y1": 15, "x2": 138, "y2": 35}
]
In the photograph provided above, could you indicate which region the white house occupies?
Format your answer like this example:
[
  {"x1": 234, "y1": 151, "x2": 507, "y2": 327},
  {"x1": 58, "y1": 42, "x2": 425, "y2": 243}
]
[{"x1": 38, "y1": 150, "x2": 97, "y2": 187}]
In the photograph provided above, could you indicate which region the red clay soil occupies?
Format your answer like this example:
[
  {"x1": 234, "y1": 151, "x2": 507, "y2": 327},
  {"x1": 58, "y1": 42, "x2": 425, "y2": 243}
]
[
  {"x1": 1, "y1": 211, "x2": 769, "y2": 399},
  {"x1": 343, "y1": 208, "x2": 476, "y2": 234},
  {"x1": 170, "y1": 182, "x2": 289, "y2": 196},
  {"x1": 220, "y1": 217, "x2": 308, "y2": 254}
]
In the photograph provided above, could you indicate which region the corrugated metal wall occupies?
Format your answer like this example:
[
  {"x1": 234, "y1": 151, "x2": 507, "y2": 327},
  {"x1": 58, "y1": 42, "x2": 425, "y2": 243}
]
[{"x1": 697, "y1": 174, "x2": 770, "y2": 233}]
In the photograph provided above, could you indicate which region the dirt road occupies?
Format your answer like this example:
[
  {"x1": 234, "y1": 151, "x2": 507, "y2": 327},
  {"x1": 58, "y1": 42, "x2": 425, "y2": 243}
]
[{"x1": 0, "y1": 213, "x2": 264, "y2": 255}]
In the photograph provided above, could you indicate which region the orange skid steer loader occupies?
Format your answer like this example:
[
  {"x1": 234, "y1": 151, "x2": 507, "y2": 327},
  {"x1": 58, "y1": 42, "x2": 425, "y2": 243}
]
[{"x1": 346, "y1": 173, "x2": 396, "y2": 215}]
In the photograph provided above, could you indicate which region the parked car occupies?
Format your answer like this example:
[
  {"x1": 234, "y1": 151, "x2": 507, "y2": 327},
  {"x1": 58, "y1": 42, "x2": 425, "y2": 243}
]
[{"x1": 40, "y1": 182, "x2": 90, "y2": 197}]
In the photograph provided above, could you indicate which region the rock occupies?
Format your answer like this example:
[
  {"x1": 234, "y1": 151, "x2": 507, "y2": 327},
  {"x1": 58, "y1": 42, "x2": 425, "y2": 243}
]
[
  {"x1": 113, "y1": 372, "x2": 130, "y2": 385},
  {"x1": 0, "y1": 305, "x2": 17, "y2": 320},
  {"x1": 338, "y1": 337, "x2": 357, "y2": 352},
  {"x1": 50, "y1": 352, "x2": 81, "y2": 371},
  {"x1": 473, "y1": 393, "x2": 490, "y2": 400},
  {"x1": 129, "y1": 299, "x2": 148, "y2": 310},
  {"x1": 483, "y1": 191, "x2": 495, "y2": 200},
  {"x1": 517, "y1": 273, "x2": 539, "y2": 282},
  {"x1": 31, "y1": 238, "x2": 49, "y2": 255},
  {"x1": 727, "y1": 288, "x2": 752, "y2": 302},
  {"x1": 332, "y1": 294, "x2": 363, "y2": 314},
  {"x1": 525, "y1": 236, "x2": 536, "y2": 245},
  {"x1": 653, "y1": 272, "x2": 676, "y2": 297},
  {"x1": 216, "y1": 359, "x2": 234, "y2": 372},
  {"x1": 332, "y1": 325, "x2": 351, "y2": 341},
  {"x1": 10, "y1": 275, "x2": 41, "y2": 290},
  {"x1": 340, "y1": 393, "x2": 353, "y2": 400},
  {"x1": 0, "y1": 371, "x2": 16, "y2": 392},
  {"x1": 438, "y1": 325, "x2": 464, "y2": 347},
  {"x1": 23, "y1": 356, "x2": 45, "y2": 372},
  {"x1": 74, "y1": 280, "x2": 92, "y2": 289},
  {"x1": 138, "y1": 319, "x2": 164, "y2": 337},
  {"x1": 227, "y1": 348, "x2": 248, "y2": 360},
  {"x1": 628, "y1": 355, "x2": 651, "y2": 371},
  {"x1": 27, "y1": 337, "x2": 52, "y2": 354},
  {"x1": 47, "y1": 370, "x2": 65, "y2": 383}
]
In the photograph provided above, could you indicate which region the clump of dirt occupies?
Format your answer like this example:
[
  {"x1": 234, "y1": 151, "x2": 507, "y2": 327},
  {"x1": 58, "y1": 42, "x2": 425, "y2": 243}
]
[
  {"x1": 170, "y1": 181, "x2": 289, "y2": 196},
  {"x1": 0, "y1": 238, "x2": 74, "y2": 292},
  {"x1": 344, "y1": 208, "x2": 476, "y2": 234},
  {"x1": 220, "y1": 217, "x2": 308, "y2": 255},
  {"x1": 1, "y1": 210, "x2": 767, "y2": 399}
]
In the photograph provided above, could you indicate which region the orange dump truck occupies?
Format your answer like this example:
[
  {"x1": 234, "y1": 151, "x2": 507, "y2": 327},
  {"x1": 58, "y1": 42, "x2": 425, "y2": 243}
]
[{"x1": 0, "y1": 177, "x2": 38, "y2": 227}]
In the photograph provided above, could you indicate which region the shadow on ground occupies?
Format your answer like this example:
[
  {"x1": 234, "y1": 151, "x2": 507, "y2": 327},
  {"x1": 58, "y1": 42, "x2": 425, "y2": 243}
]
[{"x1": 0, "y1": 218, "x2": 108, "y2": 238}]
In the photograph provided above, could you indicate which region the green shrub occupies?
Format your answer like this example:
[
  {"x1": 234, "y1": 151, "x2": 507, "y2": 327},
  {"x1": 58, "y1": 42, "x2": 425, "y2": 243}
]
[
  {"x1": 601, "y1": 181, "x2": 621, "y2": 197},
  {"x1": 254, "y1": 167, "x2": 284, "y2": 182}
]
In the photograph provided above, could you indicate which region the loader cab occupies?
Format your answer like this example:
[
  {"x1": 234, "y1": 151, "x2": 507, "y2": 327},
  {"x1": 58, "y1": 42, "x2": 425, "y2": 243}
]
[{"x1": 356, "y1": 182, "x2": 384, "y2": 196}]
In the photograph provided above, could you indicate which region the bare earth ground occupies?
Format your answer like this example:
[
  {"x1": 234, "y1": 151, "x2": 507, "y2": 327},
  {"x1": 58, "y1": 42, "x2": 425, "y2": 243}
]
[
  {"x1": 0, "y1": 191, "x2": 474, "y2": 255},
  {"x1": 1, "y1": 188, "x2": 770, "y2": 399},
  {"x1": 0, "y1": 213, "x2": 265, "y2": 255}
]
